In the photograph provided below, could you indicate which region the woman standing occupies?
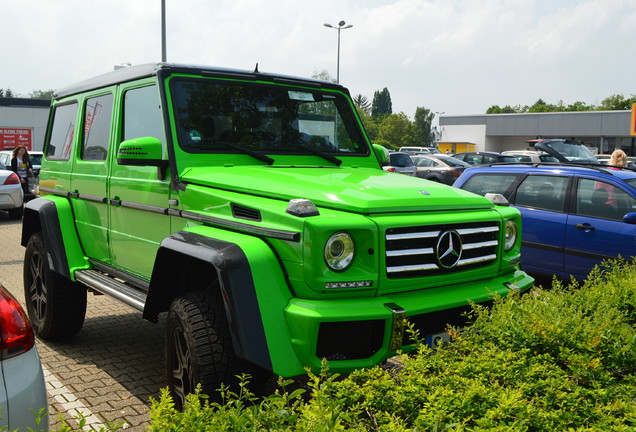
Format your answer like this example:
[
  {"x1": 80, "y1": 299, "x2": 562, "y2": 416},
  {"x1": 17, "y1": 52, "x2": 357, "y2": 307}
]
[{"x1": 9, "y1": 145, "x2": 34, "y2": 196}]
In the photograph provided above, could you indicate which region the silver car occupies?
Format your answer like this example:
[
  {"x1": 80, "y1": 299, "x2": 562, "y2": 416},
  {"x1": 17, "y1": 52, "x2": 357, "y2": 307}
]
[
  {"x1": 382, "y1": 152, "x2": 417, "y2": 176},
  {"x1": 0, "y1": 164, "x2": 24, "y2": 219},
  {"x1": 0, "y1": 282, "x2": 48, "y2": 431}
]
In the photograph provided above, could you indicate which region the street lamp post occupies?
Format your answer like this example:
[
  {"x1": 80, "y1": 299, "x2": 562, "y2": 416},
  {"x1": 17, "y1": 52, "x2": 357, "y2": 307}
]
[
  {"x1": 161, "y1": 0, "x2": 167, "y2": 62},
  {"x1": 323, "y1": 20, "x2": 353, "y2": 84}
]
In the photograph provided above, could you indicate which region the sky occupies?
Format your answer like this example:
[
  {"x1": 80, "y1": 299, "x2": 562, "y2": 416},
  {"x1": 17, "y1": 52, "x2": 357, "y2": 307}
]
[{"x1": 2, "y1": 0, "x2": 635, "y2": 118}]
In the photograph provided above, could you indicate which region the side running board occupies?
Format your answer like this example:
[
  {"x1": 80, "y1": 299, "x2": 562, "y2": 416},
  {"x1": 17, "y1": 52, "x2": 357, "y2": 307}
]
[{"x1": 75, "y1": 269, "x2": 147, "y2": 312}]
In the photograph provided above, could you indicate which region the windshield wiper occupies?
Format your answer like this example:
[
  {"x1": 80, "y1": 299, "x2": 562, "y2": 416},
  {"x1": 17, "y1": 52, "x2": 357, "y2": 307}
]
[
  {"x1": 193, "y1": 140, "x2": 275, "y2": 165},
  {"x1": 294, "y1": 143, "x2": 342, "y2": 166}
]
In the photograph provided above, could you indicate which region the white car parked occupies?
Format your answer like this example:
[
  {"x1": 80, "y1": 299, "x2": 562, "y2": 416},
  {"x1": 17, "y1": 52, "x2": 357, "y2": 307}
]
[{"x1": 0, "y1": 165, "x2": 24, "y2": 219}]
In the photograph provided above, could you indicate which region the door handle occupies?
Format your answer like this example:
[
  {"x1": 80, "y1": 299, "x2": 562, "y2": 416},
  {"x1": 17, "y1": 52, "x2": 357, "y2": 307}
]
[{"x1": 575, "y1": 223, "x2": 595, "y2": 231}]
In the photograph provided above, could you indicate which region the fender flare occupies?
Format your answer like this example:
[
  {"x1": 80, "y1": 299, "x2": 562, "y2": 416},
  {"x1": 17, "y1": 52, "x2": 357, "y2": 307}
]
[
  {"x1": 144, "y1": 230, "x2": 273, "y2": 371},
  {"x1": 22, "y1": 197, "x2": 87, "y2": 280}
]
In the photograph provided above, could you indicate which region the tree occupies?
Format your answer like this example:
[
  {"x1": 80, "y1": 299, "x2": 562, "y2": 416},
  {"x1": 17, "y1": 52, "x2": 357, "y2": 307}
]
[
  {"x1": 371, "y1": 88, "x2": 392, "y2": 118},
  {"x1": 0, "y1": 88, "x2": 15, "y2": 98},
  {"x1": 29, "y1": 89, "x2": 54, "y2": 100},
  {"x1": 377, "y1": 113, "x2": 415, "y2": 149},
  {"x1": 353, "y1": 94, "x2": 371, "y2": 114},
  {"x1": 597, "y1": 94, "x2": 636, "y2": 111},
  {"x1": 312, "y1": 69, "x2": 337, "y2": 84},
  {"x1": 413, "y1": 107, "x2": 434, "y2": 146}
]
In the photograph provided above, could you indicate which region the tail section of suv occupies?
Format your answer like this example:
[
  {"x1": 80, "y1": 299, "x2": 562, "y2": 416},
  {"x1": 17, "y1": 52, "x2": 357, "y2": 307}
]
[{"x1": 22, "y1": 63, "x2": 533, "y2": 406}]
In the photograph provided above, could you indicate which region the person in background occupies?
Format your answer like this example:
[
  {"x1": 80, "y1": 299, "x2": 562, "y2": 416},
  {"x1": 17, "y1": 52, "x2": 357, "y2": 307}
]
[
  {"x1": 9, "y1": 145, "x2": 34, "y2": 195},
  {"x1": 609, "y1": 149, "x2": 628, "y2": 167}
]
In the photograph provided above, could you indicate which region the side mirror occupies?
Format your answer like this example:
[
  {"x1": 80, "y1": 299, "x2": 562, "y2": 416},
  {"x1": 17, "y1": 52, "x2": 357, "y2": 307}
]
[
  {"x1": 622, "y1": 212, "x2": 636, "y2": 224},
  {"x1": 373, "y1": 144, "x2": 389, "y2": 165},
  {"x1": 117, "y1": 137, "x2": 169, "y2": 180}
]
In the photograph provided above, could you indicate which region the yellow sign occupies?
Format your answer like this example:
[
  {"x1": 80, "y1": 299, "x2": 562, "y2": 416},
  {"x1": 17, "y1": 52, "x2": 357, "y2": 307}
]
[{"x1": 632, "y1": 104, "x2": 636, "y2": 136}]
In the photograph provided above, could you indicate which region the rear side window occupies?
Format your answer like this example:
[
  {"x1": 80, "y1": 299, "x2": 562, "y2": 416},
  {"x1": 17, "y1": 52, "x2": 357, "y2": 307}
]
[
  {"x1": 47, "y1": 102, "x2": 78, "y2": 161},
  {"x1": 390, "y1": 153, "x2": 414, "y2": 167},
  {"x1": 461, "y1": 173, "x2": 520, "y2": 198},
  {"x1": 82, "y1": 94, "x2": 113, "y2": 161},
  {"x1": 514, "y1": 175, "x2": 568, "y2": 212}
]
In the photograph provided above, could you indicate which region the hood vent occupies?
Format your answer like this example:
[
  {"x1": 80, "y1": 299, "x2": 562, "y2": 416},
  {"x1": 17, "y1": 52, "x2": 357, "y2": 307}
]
[{"x1": 231, "y1": 204, "x2": 262, "y2": 222}]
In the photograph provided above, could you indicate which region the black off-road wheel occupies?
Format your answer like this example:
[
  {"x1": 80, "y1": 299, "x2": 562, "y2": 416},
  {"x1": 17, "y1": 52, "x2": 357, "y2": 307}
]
[
  {"x1": 165, "y1": 290, "x2": 238, "y2": 409},
  {"x1": 23, "y1": 233, "x2": 87, "y2": 339}
]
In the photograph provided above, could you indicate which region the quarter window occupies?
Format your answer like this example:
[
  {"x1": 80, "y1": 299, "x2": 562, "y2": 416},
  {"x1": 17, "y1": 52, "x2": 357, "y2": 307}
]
[
  {"x1": 46, "y1": 103, "x2": 78, "y2": 161},
  {"x1": 461, "y1": 173, "x2": 520, "y2": 198}
]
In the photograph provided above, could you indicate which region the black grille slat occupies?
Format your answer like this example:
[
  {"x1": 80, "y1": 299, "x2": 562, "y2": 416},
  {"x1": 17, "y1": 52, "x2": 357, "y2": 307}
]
[{"x1": 385, "y1": 222, "x2": 499, "y2": 279}]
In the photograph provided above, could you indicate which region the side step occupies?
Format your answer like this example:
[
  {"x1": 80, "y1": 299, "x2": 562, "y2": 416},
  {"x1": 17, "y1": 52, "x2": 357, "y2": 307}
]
[{"x1": 75, "y1": 269, "x2": 147, "y2": 312}]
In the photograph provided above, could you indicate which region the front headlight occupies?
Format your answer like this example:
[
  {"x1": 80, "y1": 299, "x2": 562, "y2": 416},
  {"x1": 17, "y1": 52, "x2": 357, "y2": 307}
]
[
  {"x1": 504, "y1": 220, "x2": 517, "y2": 251},
  {"x1": 324, "y1": 232, "x2": 355, "y2": 271}
]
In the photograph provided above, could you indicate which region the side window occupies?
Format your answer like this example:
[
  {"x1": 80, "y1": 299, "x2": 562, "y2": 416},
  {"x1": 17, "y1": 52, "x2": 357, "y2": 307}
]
[
  {"x1": 466, "y1": 155, "x2": 482, "y2": 165},
  {"x1": 461, "y1": 173, "x2": 520, "y2": 198},
  {"x1": 416, "y1": 158, "x2": 434, "y2": 167},
  {"x1": 82, "y1": 94, "x2": 113, "y2": 161},
  {"x1": 576, "y1": 179, "x2": 635, "y2": 220},
  {"x1": 46, "y1": 102, "x2": 78, "y2": 161},
  {"x1": 123, "y1": 85, "x2": 165, "y2": 143},
  {"x1": 514, "y1": 175, "x2": 568, "y2": 212}
]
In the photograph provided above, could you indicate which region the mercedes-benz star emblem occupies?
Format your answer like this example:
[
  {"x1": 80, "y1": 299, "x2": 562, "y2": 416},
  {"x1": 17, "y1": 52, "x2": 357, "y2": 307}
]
[{"x1": 435, "y1": 230, "x2": 463, "y2": 269}]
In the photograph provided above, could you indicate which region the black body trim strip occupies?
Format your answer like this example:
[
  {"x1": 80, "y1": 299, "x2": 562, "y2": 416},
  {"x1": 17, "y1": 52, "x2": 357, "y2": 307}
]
[
  {"x1": 40, "y1": 190, "x2": 300, "y2": 241},
  {"x1": 39, "y1": 187, "x2": 70, "y2": 197},
  {"x1": 78, "y1": 194, "x2": 107, "y2": 203},
  {"x1": 180, "y1": 210, "x2": 300, "y2": 242},
  {"x1": 523, "y1": 240, "x2": 617, "y2": 261}
]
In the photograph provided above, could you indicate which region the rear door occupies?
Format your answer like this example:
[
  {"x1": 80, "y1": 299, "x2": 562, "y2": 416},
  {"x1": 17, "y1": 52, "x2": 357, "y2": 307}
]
[
  {"x1": 564, "y1": 177, "x2": 636, "y2": 278},
  {"x1": 512, "y1": 174, "x2": 570, "y2": 275},
  {"x1": 68, "y1": 91, "x2": 114, "y2": 261}
]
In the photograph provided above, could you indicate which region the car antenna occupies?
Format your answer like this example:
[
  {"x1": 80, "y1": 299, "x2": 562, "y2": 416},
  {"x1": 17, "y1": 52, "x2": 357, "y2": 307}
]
[{"x1": 254, "y1": 63, "x2": 259, "y2": 73}]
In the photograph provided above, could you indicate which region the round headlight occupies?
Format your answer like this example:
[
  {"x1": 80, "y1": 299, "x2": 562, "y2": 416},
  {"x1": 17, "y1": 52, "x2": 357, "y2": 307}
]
[
  {"x1": 324, "y1": 232, "x2": 355, "y2": 271},
  {"x1": 504, "y1": 220, "x2": 517, "y2": 251}
]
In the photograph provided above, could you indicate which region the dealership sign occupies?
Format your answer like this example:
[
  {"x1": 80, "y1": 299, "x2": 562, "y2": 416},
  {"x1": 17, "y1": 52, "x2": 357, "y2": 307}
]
[{"x1": 0, "y1": 128, "x2": 32, "y2": 150}]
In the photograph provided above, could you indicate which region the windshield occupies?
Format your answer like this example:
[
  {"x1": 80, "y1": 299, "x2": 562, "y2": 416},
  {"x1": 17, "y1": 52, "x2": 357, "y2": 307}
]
[{"x1": 172, "y1": 79, "x2": 368, "y2": 157}]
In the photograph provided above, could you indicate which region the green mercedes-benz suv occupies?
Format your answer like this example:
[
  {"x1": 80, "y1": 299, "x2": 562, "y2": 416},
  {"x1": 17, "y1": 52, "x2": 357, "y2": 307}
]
[{"x1": 22, "y1": 63, "x2": 533, "y2": 407}]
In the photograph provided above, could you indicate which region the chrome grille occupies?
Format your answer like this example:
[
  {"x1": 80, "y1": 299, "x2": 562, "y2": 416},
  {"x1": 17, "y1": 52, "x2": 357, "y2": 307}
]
[{"x1": 385, "y1": 221, "x2": 499, "y2": 278}]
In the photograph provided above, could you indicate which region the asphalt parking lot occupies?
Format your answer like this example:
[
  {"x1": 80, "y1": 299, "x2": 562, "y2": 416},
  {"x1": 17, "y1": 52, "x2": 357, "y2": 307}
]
[{"x1": 0, "y1": 211, "x2": 166, "y2": 431}]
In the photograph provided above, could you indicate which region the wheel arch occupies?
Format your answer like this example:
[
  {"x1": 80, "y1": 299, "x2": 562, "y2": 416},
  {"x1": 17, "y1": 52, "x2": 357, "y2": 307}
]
[
  {"x1": 22, "y1": 197, "x2": 88, "y2": 280},
  {"x1": 144, "y1": 230, "x2": 275, "y2": 371}
]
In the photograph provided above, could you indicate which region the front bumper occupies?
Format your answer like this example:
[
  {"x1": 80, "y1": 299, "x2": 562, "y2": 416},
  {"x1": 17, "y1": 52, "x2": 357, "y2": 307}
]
[{"x1": 284, "y1": 269, "x2": 533, "y2": 373}]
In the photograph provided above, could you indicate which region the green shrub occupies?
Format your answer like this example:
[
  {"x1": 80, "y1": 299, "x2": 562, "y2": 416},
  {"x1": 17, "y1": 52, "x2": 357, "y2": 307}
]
[{"x1": 51, "y1": 259, "x2": 636, "y2": 431}]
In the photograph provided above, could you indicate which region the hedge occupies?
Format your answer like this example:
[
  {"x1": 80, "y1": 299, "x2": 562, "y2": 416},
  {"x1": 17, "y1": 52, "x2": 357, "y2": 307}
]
[{"x1": 53, "y1": 259, "x2": 636, "y2": 431}]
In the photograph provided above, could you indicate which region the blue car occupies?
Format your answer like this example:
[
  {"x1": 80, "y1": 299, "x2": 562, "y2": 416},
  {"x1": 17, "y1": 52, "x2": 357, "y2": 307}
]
[{"x1": 453, "y1": 163, "x2": 636, "y2": 280}]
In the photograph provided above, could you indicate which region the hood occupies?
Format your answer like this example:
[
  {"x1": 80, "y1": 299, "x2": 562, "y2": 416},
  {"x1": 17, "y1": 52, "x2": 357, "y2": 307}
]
[{"x1": 180, "y1": 166, "x2": 492, "y2": 213}]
